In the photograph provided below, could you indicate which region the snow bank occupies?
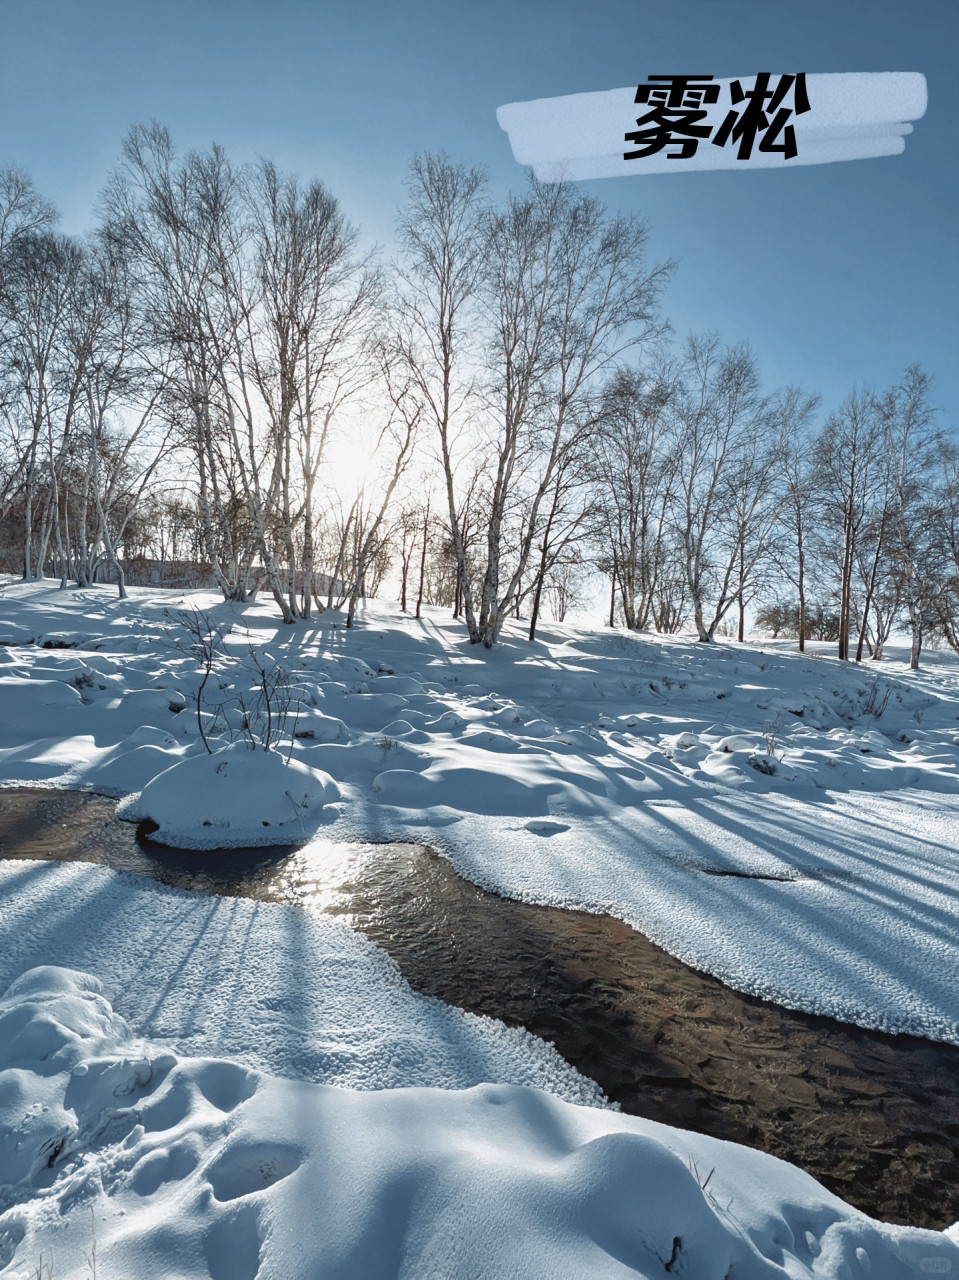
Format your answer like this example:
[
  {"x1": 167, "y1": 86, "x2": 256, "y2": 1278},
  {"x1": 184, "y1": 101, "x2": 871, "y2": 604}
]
[
  {"x1": 1, "y1": 965, "x2": 956, "y2": 1280},
  {"x1": 0, "y1": 859, "x2": 603, "y2": 1102}
]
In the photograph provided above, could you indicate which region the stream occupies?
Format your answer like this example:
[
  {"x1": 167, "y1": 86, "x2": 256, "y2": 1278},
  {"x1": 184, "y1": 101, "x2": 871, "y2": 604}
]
[{"x1": 1, "y1": 786, "x2": 957, "y2": 1229}]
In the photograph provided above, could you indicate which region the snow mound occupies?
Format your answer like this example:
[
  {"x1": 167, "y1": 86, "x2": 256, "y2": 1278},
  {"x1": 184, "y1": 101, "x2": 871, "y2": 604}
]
[
  {"x1": 2, "y1": 965, "x2": 956, "y2": 1280},
  {"x1": 123, "y1": 742, "x2": 340, "y2": 848}
]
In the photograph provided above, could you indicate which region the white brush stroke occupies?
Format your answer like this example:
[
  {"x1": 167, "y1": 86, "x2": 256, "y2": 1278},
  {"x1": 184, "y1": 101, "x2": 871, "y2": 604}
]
[{"x1": 497, "y1": 72, "x2": 927, "y2": 179}]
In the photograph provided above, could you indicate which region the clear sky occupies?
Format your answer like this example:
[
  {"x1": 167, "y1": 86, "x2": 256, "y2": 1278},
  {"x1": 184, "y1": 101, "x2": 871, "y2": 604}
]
[{"x1": 1, "y1": 0, "x2": 955, "y2": 425}]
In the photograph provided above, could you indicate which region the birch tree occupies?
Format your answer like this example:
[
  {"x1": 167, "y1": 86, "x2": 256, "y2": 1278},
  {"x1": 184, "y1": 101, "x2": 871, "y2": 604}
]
[
  {"x1": 813, "y1": 390, "x2": 886, "y2": 660},
  {"x1": 241, "y1": 160, "x2": 379, "y2": 620},
  {"x1": 673, "y1": 336, "x2": 774, "y2": 642},
  {"x1": 877, "y1": 365, "x2": 941, "y2": 667},
  {"x1": 394, "y1": 153, "x2": 487, "y2": 642},
  {"x1": 104, "y1": 125, "x2": 251, "y2": 600},
  {"x1": 590, "y1": 362, "x2": 678, "y2": 631},
  {"x1": 0, "y1": 231, "x2": 85, "y2": 580},
  {"x1": 770, "y1": 398, "x2": 820, "y2": 651},
  {"x1": 475, "y1": 178, "x2": 670, "y2": 647}
]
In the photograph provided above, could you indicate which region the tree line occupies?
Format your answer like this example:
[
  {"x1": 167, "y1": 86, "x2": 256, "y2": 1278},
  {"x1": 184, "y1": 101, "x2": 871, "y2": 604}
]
[{"x1": 0, "y1": 128, "x2": 954, "y2": 666}]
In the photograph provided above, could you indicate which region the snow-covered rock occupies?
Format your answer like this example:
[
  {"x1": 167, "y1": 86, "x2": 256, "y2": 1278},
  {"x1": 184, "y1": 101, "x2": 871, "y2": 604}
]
[{"x1": 122, "y1": 742, "x2": 340, "y2": 848}]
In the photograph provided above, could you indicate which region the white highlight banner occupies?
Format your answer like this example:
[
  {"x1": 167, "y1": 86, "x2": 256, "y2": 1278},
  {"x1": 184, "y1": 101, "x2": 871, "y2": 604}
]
[{"x1": 497, "y1": 72, "x2": 928, "y2": 180}]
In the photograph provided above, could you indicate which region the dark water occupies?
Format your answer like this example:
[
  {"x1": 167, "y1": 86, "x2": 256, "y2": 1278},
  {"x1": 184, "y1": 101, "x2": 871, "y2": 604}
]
[{"x1": 2, "y1": 787, "x2": 958, "y2": 1229}]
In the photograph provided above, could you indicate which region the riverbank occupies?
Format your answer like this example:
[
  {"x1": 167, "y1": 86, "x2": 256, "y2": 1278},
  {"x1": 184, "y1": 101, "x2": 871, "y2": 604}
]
[{"x1": 3, "y1": 787, "x2": 957, "y2": 1228}]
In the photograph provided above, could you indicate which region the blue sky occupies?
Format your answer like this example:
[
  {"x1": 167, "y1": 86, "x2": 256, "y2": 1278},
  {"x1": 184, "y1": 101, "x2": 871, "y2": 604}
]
[{"x1": 1, "y1": 0, "x2": 955, "y2": 424}]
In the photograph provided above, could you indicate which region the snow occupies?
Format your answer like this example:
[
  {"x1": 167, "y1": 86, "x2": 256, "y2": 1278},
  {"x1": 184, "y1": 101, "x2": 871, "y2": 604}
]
[
  {"x1": 2, "y1": 579, "x2": 959, "y2": 1271},
  {"x1": 1, "y1": 965, "x2": 956, "y2": 1279},
  {"x1": 0, "y1": 859, "x2": 602, "y2": 1100},
  {"x1": 122, "y1": 742, "x2": 340, "y2": 848}
]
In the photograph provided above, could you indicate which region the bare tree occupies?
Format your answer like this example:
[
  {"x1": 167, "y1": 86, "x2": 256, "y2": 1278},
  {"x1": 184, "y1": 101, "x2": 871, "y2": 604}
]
[
  {"x1": 724, "y1": 386, "x2": 816, "y2": 642},
  {"x1": 525, "y1": 432, "x2": 596, "y2": 641},
  {"x1": 672, "y1": 336, "x2": 774, "y2": 642},
  {"x1": 0, "y1": 231, "x2": 86, "y2": 580},
  {"x1": 590, "y1": 361, "x2": 677, "y2": 630},
  {"x1": 813, "y1": 389, "x2": 887, "y2": 660},
  {"x1": 878, "y1": 365, "x2": 941, "y2": 668},
  {"x1": 394, "y1": 153, "x2": 487, "y2": 641},
  {"x1": 105, "y1": 125, "x2": 379, "y2": 621},
  {"x1": 241, "y1": 159, "x2": 379, "y2": 620},
  {"x1": 344, "y1": 355, "x2": 420, "y2": 626},
  {"x1": 104, "y1": 125, "x2": 252, "y2": 600},
  {"x1": 770, "y1": 395, "x2": 821, "y2": 651},
  {"x1": 0, "y1": 167, "x2": 56, "y2": 273},
  {"x1": 929, "y1": 442, "x2": 959, "y2": 658},
  {"x1": 475, "y1": 177, "x2": 670, "y2": 647}
]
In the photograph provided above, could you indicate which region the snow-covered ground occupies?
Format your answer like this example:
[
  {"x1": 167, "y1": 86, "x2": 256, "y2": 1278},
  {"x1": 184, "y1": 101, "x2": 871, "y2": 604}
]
[
  {"x1": 3, "y1": 965, "x2": 957, "y2": 1280},
  {"x1": 2, "y1": 579, "x2": 959, "y2": 1275},
  {"x1": 1, "y1": 967, "x2": 952, "y2": 1280},
  {"x1": 4, "y1": 580, "x2": 959, "y2": 1040}
]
